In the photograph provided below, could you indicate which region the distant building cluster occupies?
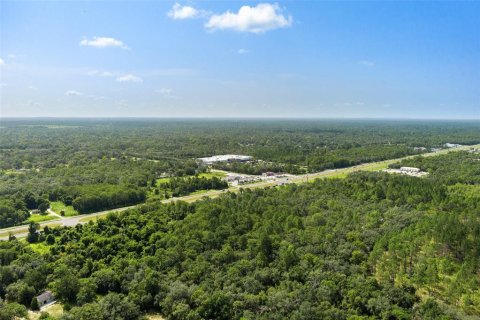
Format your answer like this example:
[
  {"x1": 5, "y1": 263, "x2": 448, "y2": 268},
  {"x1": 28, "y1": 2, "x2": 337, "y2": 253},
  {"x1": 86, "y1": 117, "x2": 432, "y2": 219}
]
[
  {"x1": 384, "y1": 166, "x2": 428, "y2": 177},
  {"x1": 198, "y1": 154, "x2": 252, "y2": 164},
  {"x1": 226, "y1": 174, "x2": 261, "y2": 186},
  {"x1": 222, "y1": 171, "x2": 290, "y2": 186},
  {"x1": 444, "y1": 143, "x2": 462, "y2": 148}
]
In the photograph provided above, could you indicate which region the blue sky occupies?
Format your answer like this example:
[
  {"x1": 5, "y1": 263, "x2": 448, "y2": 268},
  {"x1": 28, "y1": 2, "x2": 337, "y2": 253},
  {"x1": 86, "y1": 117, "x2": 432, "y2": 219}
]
[{"x1": 0, "y1": 1, "x2": 479, "y2": 118}]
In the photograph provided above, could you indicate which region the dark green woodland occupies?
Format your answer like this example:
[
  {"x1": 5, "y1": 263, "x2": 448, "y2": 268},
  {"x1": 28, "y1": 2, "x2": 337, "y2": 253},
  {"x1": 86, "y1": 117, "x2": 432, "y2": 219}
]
[{"x1": 1, "y1": 119, "x2": 479, "y2": 319}]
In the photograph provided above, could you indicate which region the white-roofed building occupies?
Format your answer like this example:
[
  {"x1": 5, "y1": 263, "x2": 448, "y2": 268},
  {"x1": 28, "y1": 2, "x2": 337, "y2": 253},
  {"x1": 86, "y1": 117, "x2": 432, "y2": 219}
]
[{"x1": 198, "y1": 154, "x2": 252, "y2": 164}]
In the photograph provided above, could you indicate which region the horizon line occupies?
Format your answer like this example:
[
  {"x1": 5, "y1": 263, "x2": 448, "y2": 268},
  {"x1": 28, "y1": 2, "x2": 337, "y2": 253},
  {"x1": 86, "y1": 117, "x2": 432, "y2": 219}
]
[{"x1": 1, "y1": 116, "x2": 479, "y2": 122}]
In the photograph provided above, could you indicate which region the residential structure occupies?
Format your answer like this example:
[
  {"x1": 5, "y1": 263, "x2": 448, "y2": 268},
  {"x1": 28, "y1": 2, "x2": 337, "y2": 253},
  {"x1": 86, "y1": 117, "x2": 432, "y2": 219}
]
[{"x1": 36, "y1": 291, "x2": 55, "y2": 307}]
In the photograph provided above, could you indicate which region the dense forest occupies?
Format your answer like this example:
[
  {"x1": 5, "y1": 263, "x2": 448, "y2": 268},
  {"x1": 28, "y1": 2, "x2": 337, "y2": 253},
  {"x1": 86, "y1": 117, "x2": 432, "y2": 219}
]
[
  {"x1": 160, "y1": 177, "x2": 228, "y2": 197},
  {"x1": 1, "y1": 150, "x2": 479, "y2": 319},
  {"x1": 2, "y1": 119, "x2": 480, "y2": 172},
  {"x1": 1, "y1": 119, "x2": 480, "y2": 228}
]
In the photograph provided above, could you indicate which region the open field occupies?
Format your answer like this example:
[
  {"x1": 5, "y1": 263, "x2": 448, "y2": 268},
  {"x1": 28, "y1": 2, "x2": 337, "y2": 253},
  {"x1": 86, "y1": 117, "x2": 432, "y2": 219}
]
[
  {"x1": 198, "y1": 170, "x2": 227, "y2": 179},
  {"x1": 28, "y1": 303, "x2": 64, "y2": 320},
  {"x1": 50, "y1": 201, "x2": 79, "y2": 217}
]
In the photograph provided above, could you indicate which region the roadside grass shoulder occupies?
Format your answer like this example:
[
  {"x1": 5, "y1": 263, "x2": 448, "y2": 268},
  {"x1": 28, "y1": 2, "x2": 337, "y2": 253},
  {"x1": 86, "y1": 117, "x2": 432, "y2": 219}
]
[
  {"x1": 28, "y1": 214, "x2": 58, "y2": 223},
  {"x1": 0, "y1": 222, "x2": 62, "y2": 239},
  {"x1": 78, "y1": 214, "x2": 108, "y2": 223}
]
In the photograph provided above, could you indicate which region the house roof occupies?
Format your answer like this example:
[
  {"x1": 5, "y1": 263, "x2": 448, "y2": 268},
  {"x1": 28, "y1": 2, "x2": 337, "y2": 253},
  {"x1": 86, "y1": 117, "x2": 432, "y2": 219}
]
[{"x1": 37, "y1": 291, "x2": 54, "y2": 301}]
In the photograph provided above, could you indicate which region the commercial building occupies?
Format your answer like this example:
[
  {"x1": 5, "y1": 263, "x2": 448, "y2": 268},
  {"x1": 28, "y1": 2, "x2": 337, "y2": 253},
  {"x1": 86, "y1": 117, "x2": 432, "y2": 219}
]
[{"x1": 198, "y1": 154, "x2": 252, "y2": 165}]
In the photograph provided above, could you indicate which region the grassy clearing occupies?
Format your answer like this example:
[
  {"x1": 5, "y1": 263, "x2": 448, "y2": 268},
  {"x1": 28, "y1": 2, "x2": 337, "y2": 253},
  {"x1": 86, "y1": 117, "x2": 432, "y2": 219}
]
[
  {"x1": 28, "y1": 214, "x2": 58, "y2": 223},
  {"x1": 28, "y1": 303, "x2": 64, "y2": 320},
  {"x1": 50, "y1": 201, "x2": 79, "y2": 216},
  {"x1": 189, "y1": 189, "x2": 211, "y2": 195},
  {"x1": 156, "y1": 177, "x2": 171, "y2": 185},
  {"x1": 146, "y1": 314, "x2": 166, "y2": 320},
  {"x1": 198, "y1": 171, "x2": 227, "y2": 179},
  {"x1": 29, "y1": 242, "x2": 53, "y2": 255},
  {"x1": 324, "y1": 171, "x2": 349, "y2": 179},
  {"x1": 156, "y1": 171, "x2": 226, "y2": 186},
  {"x1": 1, "y1": 169, "x2": 27, "y2": 175},
  {"x1": 360, "y1": 160, "x2": 396, "y2": 171}
]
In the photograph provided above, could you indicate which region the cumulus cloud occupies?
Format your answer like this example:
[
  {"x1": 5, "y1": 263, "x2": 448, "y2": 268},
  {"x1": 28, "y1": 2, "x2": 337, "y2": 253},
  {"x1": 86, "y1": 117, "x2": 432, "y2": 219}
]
[
  {"x1": 359, "y1": 60, "x2": 375, "y2": 67},
  {"x1": 168, "y1": 3, "x2": 200, "y2": 19},
  {"x1": 64, "y1": 90, "x2": 82, "y2": 96},
  {"x1": 116, "y1": 74, "x2": 143, "y2": 83},
  {"x1": 205, "y1": 3, "x2": 292, "y2": 33},
  {"x1": 0, "y1": 58, "x2": 4, "y2": 66},
  {"x1": 80, "y1": 37, "x2": 129, "y2": 49}
]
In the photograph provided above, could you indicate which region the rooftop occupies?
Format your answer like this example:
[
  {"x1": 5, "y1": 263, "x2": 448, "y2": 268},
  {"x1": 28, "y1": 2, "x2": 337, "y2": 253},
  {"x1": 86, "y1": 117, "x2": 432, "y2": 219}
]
[{"x1": 198, "y1": 154, "x2": 252, "y2": 163}]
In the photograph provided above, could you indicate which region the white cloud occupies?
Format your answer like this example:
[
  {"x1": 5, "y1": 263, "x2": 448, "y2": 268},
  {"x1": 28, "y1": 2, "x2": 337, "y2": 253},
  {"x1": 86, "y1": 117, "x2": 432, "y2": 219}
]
[
  {"x1": 342, "y1": 101, "x2": 365, "y2": 107},
  {"x1": 156, "y1": 88, "x2": 173, "y2": 95},
  {"x1": 205, "y1": 3, "x2": 292, "y2": 33},
  {"x1": 0, "y1": 58, "x2": 4, "y2": 66},
  {"x1": 359, "y1": 60, "x2": 375, "y2": 67},
  {"x1": 155, "y1": 87, "x2": 179, "y2": 99},
  {"x1": 87, "y1": 70, "x2": 114, "y2": 77},
  {"x1": 28, "y1": 86, "x2": 38, "y2": 91},
  {"x1": 168, "y1": 3, "x2": 200, "y2": 19},
  {"x1": 80, "y1": 37, "x2": 129, "y2": 49},
  {"x1": 237, "y1": 49, "x2": 249, "y2": 54},
  {"x1": 64, "y1": 90, "x2": 82, "y2": 96},
  {"x1": 116, "y1": 74, "x2": 143, "y2": 83}
]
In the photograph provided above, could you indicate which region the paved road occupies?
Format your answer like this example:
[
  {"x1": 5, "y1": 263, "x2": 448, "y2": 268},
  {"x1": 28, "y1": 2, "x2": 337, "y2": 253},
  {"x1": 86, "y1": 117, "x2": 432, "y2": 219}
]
[{"x1": 1, "y1": 144, "x2": 478, "y2": 240}]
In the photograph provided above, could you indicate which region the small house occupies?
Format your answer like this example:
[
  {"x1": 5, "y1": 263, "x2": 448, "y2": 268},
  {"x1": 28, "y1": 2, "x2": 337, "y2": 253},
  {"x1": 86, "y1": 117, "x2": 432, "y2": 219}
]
[{"x1": 36, "y1": 291, "x2": 55, "y2": 306}]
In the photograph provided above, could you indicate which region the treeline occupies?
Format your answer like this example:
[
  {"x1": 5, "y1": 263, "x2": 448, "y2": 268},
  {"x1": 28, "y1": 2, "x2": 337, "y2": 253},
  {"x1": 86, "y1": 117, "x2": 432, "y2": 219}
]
[
  {"x1": 0, "y1": 157, "x2": 203, "y2": 227},
  {"x1": 2, "y1": 119, "x2": 480, "y2": 172},
  {"x1": 2, "y1": 152, "x2": 480, "y2": 319},
  {"x1": 0, "y1": 192, "x2": 50, "y2": 228},
  {"x1": 213, "y1": 161, "x2": 305, "y2": 175},
  {"x1": 0, "y1": 198, "x2": 29, "y2": 228},
  {"x1": 160, "y1": 176, "x2": 228, "y2": 197},
  {"x1": 392, "y1": 150, "x2": 480, "y2": 185},
  {"x1": 50, "y1": 184, "x2": 146, "y2": 214}
]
